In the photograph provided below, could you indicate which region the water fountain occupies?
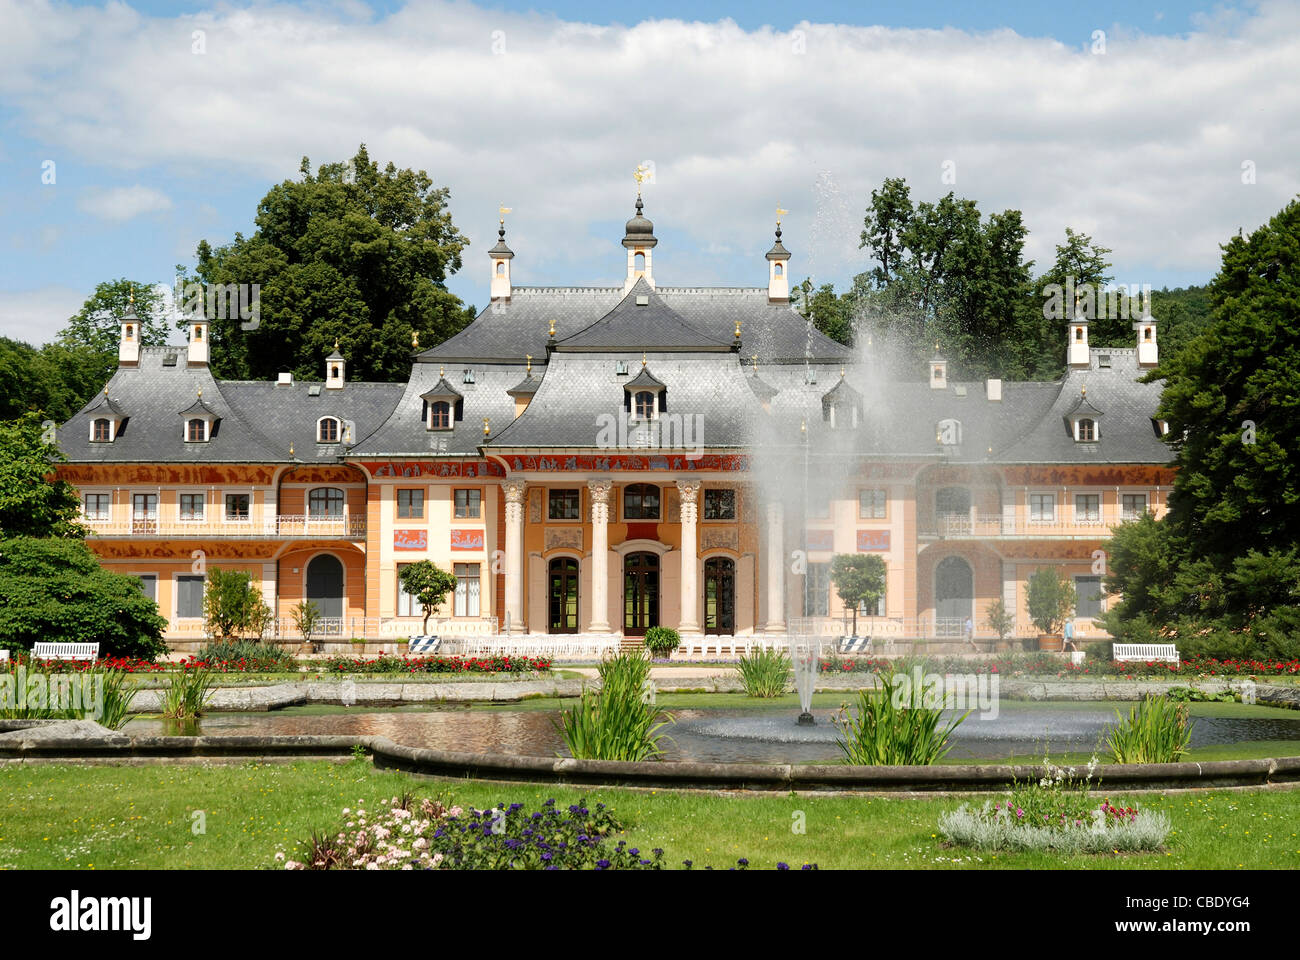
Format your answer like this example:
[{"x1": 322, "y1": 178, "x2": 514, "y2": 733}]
[{"x1": 788, "y1": 620, "x2": 821, "y2": 725}]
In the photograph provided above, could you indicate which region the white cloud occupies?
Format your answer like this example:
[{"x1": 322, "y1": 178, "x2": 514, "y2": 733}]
[
  {"x1": 77, "y1": 185, "x2": 173, "y2": 221},
  {"x1": 0, "y1": 286, "x2": 86, "y2": 343},
  {"x1": 1, "y1": 0, "x2": 1297, "y2": 293}
]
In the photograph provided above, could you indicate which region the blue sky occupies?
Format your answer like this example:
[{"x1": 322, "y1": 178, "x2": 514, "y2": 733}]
[{"x1": 1, "y1": 0, "x2": 1293, "y2": 345}]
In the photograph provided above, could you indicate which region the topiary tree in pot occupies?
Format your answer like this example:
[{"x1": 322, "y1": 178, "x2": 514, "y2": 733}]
[{"x1": 1026, "y1": 567, "x2": 1077, "y2": 652}]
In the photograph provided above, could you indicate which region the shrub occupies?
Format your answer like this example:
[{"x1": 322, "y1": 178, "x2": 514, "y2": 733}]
[
  {"x1": 194, "y1": 640, "x2": 298, "y2": 672},
  {"x1": 736, "y1": 647, "x2": 790, "y2": 698},
  {"x1": 397, "y1": 561, "x2": 458, "y2": 633},
  {"x1": 1105, "y1": 695, "x2": 1194, "y2": 764},
  {"x1": 0, "y1": 536, "x2": 167, "y2": 660},
  {"x1": 834, "y1": 665, "x2": 968, "y2": 765},
  {"x1": 202, "y1": 568, "x2": 273, "y2": 641},
  {"x1": 160, "y1": 669, "x2": 215, "y2": 720},
  {"x1": 0, "y1": 667, "x2": 138, "y2": 729},
  {"x1": 1026, "y1": 567, "x2": 1076, "y2": 636},
  {"x1": 643, "y1": 626, "x2": 680, "y2": 656},
  {"x1": 558, "y1": 650, "x2": 672, "y2": 761},
  {"x1": 938, "y1": 802, "x2": 1171, "y2": 853}
]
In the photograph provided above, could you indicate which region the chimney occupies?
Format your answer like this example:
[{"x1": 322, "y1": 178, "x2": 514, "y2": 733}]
[
  {"x1": 488, "y1": 208, "x2": 514, "y2": 302},
  {"x1": 276, "y1": 370, "x2": 293, "y2": 386},
  {"x1": 187, "y1": 316, "x2": 209, "y2": 366},
  {"x1": 118, "y1": 305, "x2": 140, "y2": 367},
  {"x1": 1134, "y1": 315, "x2": 1158, "y2": 367},
  {"x1": 1067, "y1": 318, "x2": 1090, "y2": 368},
  {"x1": 766, "y1": 212, "x2": 791, "y2": 302},
  {"x1": 986, "y1": 378, "x2": 1002, "y2": 401},
  {"x1": 929, "y1": 345, "x2": 948, "y2": 390},
  {"x1": 325, "y1": 343, "x2": 345, "y2": 389}
]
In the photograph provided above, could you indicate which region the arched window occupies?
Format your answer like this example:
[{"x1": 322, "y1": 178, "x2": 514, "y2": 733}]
[
  {"x1": 308, "y1": 487, "x2": 345, "y2": 518},
  {"x1": 1144, "y1": 327, "x2": 1152, "y2": 341},
  {"x1": 430, "y1": 401, "x2": 451, "y2": 430},
  {"x1": 634, "y1": 391, "x2": 656, "y2": 420},
  {"x1": 186, "y1": 418, "x2": 206, "y2": 442},
  {"x1": 124, "y1": 324, "x2": 134, "y2": 340},
  {"x1": 496, "y1": 262, "x2": 505, "y2": 276},
  {"x1": 774, "y1": 262, "x2": 784, "y2": 276},
  {"x1": 318, "y1": 417, "x2": 340, "y2": 443},
  {"x1": 194, "y1": 326, "x2": 203, "y2": 341},
  {"x1": 634, "y1": 251, "x2": 646, "y2": 273},
  {"x1": 623, "y1": 483, "x2": 660, "y2": 520},
  {"x1": 92, "y1": 418, "x2": 112, "y2": 442},
  {"x1": 1077, "y1": 418, "x2": 1096, "y2": 441},
  {"x1": 1076, "y1": 327, "x2": 1084, "y2": 341}
]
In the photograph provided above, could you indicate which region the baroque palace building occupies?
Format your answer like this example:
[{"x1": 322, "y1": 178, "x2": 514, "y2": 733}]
[{"x1": 56, "y1": 195, "x2": 1174, "y2": 649}]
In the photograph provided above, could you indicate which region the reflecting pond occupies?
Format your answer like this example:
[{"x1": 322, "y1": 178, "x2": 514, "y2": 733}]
[{"x1": 124, "y1": 699, "x2": 1300, "y2": 764}]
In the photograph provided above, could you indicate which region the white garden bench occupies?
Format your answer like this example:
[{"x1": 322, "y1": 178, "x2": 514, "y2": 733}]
[
  {"x1": 0, "y1": 649, "x2": 9, "y2": 662},
  {"x1": 1112, "y1": 643, "x2": 1179, "y2": 663},
  {"x1": 407, "y1": 635, "x2": 442, "y2": 655},
  {"x1": 32, "y1": 642, "x2": 101, "y2": 661},
  {"x1": 839, "y1": 636, "x2": 871, "y2": 656}
]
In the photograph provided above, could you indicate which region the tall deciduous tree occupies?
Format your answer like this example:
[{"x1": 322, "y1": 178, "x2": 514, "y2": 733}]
[
  {"x1": 59, "y1": 279, "x2": 169, "y2": 357},
  {"x1": 186, "y1": 144, "x2": 476, "y2": 382},
  {"x1": 0, "y1": 414, "x2": 83, "y2": 539}
]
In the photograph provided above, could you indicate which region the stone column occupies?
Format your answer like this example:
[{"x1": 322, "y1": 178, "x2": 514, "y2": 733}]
[
  {"x1": 764, "y1": 501, "x2": 786, "y2": 633},
  {"x1": 676, "y1": 479, "x2": 702, "y2": 634},
  {"x1": 587, "y1": 479, "x2": 613, "y2": 633},
  {"x1": 503, "y1": 478, "x2": 527, "y2": 634}
]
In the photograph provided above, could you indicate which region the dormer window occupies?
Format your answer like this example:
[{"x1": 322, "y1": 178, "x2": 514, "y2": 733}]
[
  {"x1": 1077, "y1": 418, "x2": 1097, "y2": 442},
  {"x1": 318, "y1": 417, "x2": 340, "y2": 443},
  {"x1": 462, "y1": 369, "x2": 476, "y2": 384},
  {"x1": 187, "y1": 418, "x2": 208, "y2": 442},
  {"x1": 634, "y1": 390, "x2": 655, "y2": 420},
  {"x1": 430, "y1": 401, "x2": 452, "y2": 430},
  {"x1": 92, "y1": 418, "x2": 112, "y2": 442}
]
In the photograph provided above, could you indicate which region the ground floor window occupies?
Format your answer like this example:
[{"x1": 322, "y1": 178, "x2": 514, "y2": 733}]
[
  {"x1": 858, "y1": 569, "x2": 887, "y2": 617},
  {"x1": 136, "y1": 574, "x2": 157, "y2": 603},
  {"x1": 806, "y1": 562, "x2": 831, "y2": 617},
  {"x1": 454, "y1": 563, "x2": 480, "y2": 617},
  {"x1": 177, "y1": 574, "x2": 204, "y2": 619},
  {"x1": 397, "y1": 564, "x2": 416, "y2": 617},
  {"x1": 1075, "y1": 575, "x2": 1105, "y2": 618}
]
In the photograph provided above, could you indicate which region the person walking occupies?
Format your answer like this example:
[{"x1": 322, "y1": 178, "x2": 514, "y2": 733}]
[
  {"x1": 1063, "y1": 617, "x2": 1077, "y2": 652},
  {"x1": 964, "y1": 615, "x2": 976, "y2": 650}
]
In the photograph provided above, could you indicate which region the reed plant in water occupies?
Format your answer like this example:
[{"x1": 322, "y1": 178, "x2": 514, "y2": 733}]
[
  {"x1": 160, "y1": 669, "x2": 215, "y2": 720},
  {"x1": 834, "y1": 665, "x2": 969, "y2": 765},
  {"x1": 558, "y1": 650, "x2": 673, "y2": 761},
  {"x1": 1105, "y1": 695, "x2": 1193, "y2": 764},
  {"x1": 736, "y1": 647, "x2": 791, "y2": 698}
]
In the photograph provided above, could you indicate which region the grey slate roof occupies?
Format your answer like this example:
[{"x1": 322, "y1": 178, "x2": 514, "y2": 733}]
[
  {"x1": 414, "y1": 285, "x2": 852, "y2": 364},
  {"x1": 483, "y1": 352, "x2": 760, "y2": 450},
  {"x1": 624, "y1": 364, "x2": 666, "y2": 390},
  {"x1": 218, "y1": 380, "x2": 404, "y2": 463},
  {"x1": 555, "y1": 279, "x2": 732, "y2": 352}
]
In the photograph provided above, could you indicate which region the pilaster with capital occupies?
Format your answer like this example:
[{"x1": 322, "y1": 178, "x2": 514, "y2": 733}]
[
  {"x1": 676, "y1": 479, "x2": 702, "y2": 633},
  {"x1": 587, "y1": 479, "x2": 613, "y2": 632}
]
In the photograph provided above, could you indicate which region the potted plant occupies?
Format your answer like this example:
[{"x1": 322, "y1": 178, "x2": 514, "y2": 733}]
[
  {"x1": 291, "y1": 599, "x2": 321, "y2": 653},
  {"x1": 644, "y1": 626, "x2": 681, "y2": 660},
  {"x1": 1026, "y1": 567, "x2": 1077, "y2": 652},
  {"x1": 984, "y1": 596, "x2": 1015, "y2": 652}
]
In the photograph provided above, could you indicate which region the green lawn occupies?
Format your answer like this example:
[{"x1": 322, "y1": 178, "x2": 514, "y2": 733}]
[{"x1": 1, "y1": 760, "x2": 1297, "y2": 870}]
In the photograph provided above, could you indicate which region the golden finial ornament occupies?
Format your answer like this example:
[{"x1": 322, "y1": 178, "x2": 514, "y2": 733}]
[
  {"x1": 483, "y1": 417, "x2": 491, "y2": 436},
  {"x1": 641, "y1": 352, "x2": 647, "y2": 367},
  {"x1": 633, "y1": 163, "x2": 650, "y2": 196},
  {"x1": 549, "y1": 319, "x2": 556, "y2": 338},
  {"x1": 1081, "y1": 385, "x2": 1087, "y2": 398},
  {"x1": 197, "y1": 388, "x2": 202, "y2": 398},
  {"x1": 498, "y1": 204, "x2": 512, "y2": 226},
  {"x1": 439, "y1": 365, "x2": 445, "y2": 378},
  {"x1": 412, "y1": 330, "x2": 419, "y2": 349},
  {"x1": 734, "y1": 320, "x2": 742, "y2": 340},
  {"x1": 289, "y1": 443, "x2": 294, "y2": 458},
  {"x1": 526, "y1": 354, "x2": 532, "y2": 375},
  {"x1": 840, "y1": 366, "x2": 846, "y2": 379},
  {"x1": 776, "y1": 206, "x2": 788, "y2": 225},
  {"x1": 334, "y1": 339, "x2": 339, "y2": 350},
  {"x1": 750, "y1": 354, "x2": 758, "y2": 372},
  {"x1": 800, "y1": 418, "x2": 807, "y2": 435}
]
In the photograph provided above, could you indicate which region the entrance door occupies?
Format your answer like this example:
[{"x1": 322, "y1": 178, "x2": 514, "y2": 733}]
[
  {"x1": 306, "y1": 554, "x2": 344, "y2": 633},
  {"x1": 704, "y1": 557, "x2": 735, "y2": 634},
  {"x1": 935, "y1": 555, "x2": 973, "y2": 637},
  {"x1": 548, "y1": 557, "x2": 579, "y2": 634},
  {"x1": 623, "y1": 552, "x2": 660, "y2": 637}
]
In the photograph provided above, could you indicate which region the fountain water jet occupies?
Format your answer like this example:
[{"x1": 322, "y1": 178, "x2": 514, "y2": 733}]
[{"x1": 788, "y1": 623, "x2": 821, "y2": 725}]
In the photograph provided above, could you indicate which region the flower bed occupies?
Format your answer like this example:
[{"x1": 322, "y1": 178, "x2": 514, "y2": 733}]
[
  {"x1": 2, "y1": 655, "x2": 167, "y2": 674},
  {"x1": 277, "y1": 794, "x2": 808, "y2": 870},
  {"x1": 818, "y1": 653, "x2": 1299, "y2": 678},
  {"x1": 320, "y1": 654, "x2": 552, "y2": 675}
]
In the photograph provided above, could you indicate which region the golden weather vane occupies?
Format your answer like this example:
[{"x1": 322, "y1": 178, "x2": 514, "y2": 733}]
[
  {"x1": 776, "y1": 206, "x2": 788, "y2": 225},
  {"x1": 633, "y1": 163, "x2": 650, "y2": 195},
  {"x1": 498, "y1": 204, "x2": 512, "y2": 226}
]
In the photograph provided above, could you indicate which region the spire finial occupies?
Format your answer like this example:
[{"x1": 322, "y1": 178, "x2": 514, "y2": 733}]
[
  {"x1": 734, "y1": 319, "x2": 742, "y2": 340},
  {"x1": 641, "y1": 352, "x2": 647, "y2": 367},
  {"x1": 412, "y1": 330, "x2": 419, "y2": 349},
  {"x1": 526, "y1": 354, "x2": 532, "y2": 375},
  {"x1": 498, "y1": 204, "x2": 512, "y2": 239},
  {"x1": 334, "y1": 339, "x2": 339, "y2": 350},
  {"x1": 633, "y1": 163, "x2": 650, "y2": 197},
  {"x1": 1081, "y1": 384, "x2": 1087, "y2": 398},
  {"x1": 840, "y1": 366, "x2": 846, "y2": 379},
  {"x1": 439, "y1": 364, "x2": 445, "y2": 378},
  {"x1": 104, "y1": 387, "x2": 109, "y2": 396},
  {"x1": 289, "y1": 442, "x2": 294, "y2": 458},
  {"x1": 128, "y1": 284, "x2": 134, "y2": 305},
  {"x1": 775, "y1": 206, "x2": 787, "y2": 240},
  {"x1": 197, "y1": 388, "x2": 202, "y2": 398},
  {"x1": 750, "y1": 354, "x2": 758, "y2": 372},
  {"x1": 483, "y1": 417, "x2": 491, "y2": 436},
  {"x1": 549, "y1": 319, "x2": 556, "y2": 338}
]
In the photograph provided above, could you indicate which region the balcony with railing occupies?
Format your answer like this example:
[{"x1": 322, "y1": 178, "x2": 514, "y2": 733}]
[
  {"x1": 920, "y1": 511, "x2": 1151, "y2": 540},
  {"x1": 85, "y1": 514, "x2": 366, "y2": 540}
]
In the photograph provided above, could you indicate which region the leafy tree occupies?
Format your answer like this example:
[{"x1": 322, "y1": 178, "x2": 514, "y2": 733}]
[
  {"x1": 58, "y1": 278, "x2": 169, "y2": 357},
  {"x1": 291, "y1": 599, "x2": 322, "y2": 648},
  {"x1": 1105, "y1": 200, "x2": 1300, "y2": 660},
  {"x1": 0, "y1": 414, "x2": 84, "y2": 539},
  {"x1": 0, "y1": 536, "x2": 167, "y2": 659},
  {"x1": 794, "y1": 279, "x2": 854, "y2": 345},
  {"x1": 185, "y1": 144, "x2": 476, "y2": 382},
  {"x1": 0, "y1": 338, "x2": 111, "y2": 423},
  {"x1": 1026, "y1": 567, "x2": 1076, "y2": 636},
  {"x1": 829, "y1": 553, "x2": 886, "y2": 635},
  {"x1": 202, "y1": 568, "x2": 273, "y2": 641},
  {"x1": 984, "y1": 596, "x2": 1016, "y2": 646},
  {"x1": 398, "y1": 560, "x2": 459, "y2": 633}
]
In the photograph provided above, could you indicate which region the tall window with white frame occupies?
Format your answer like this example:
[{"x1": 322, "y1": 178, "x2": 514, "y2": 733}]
[
  {"x1": 1029, "y1": 493, "x2": 1055, "y2": 523},
  {"x1": 396, "y1": 563, "x2": 416, "y2": 617},
  {"x1": 176, "y1": 574, "x2": 204, "y2": 619},
  {"x1": 454, "y1": 489, "x2": 481, "y2": 519},
  {"x1": 397, "y1": 489, "x2": 424, "y2": 519},
  {"x1": 225, "y1": 493, "x2": 250, "y2": 521},
  {"x1": 454, "y1": 563, "x2": 480, "y2": 617},
  {"x1": 1121, "y1": 493, "x2": 1148, "y2": 521},
  {"x1": 179, "y1": 493, "x2": 205, "y2": 521},
  {"x1": 1075, "y1": 493, "x2": 1100, "y2": 523},
  {"x1": 859, "y1": 488, "x2": 887, "y2": 519},
  {"x1": 806, "y1": 562, "x2": 831, "y2": 617},
  {"x1": 83, "y1": 493, "x2": 111, "y2": 521}
]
